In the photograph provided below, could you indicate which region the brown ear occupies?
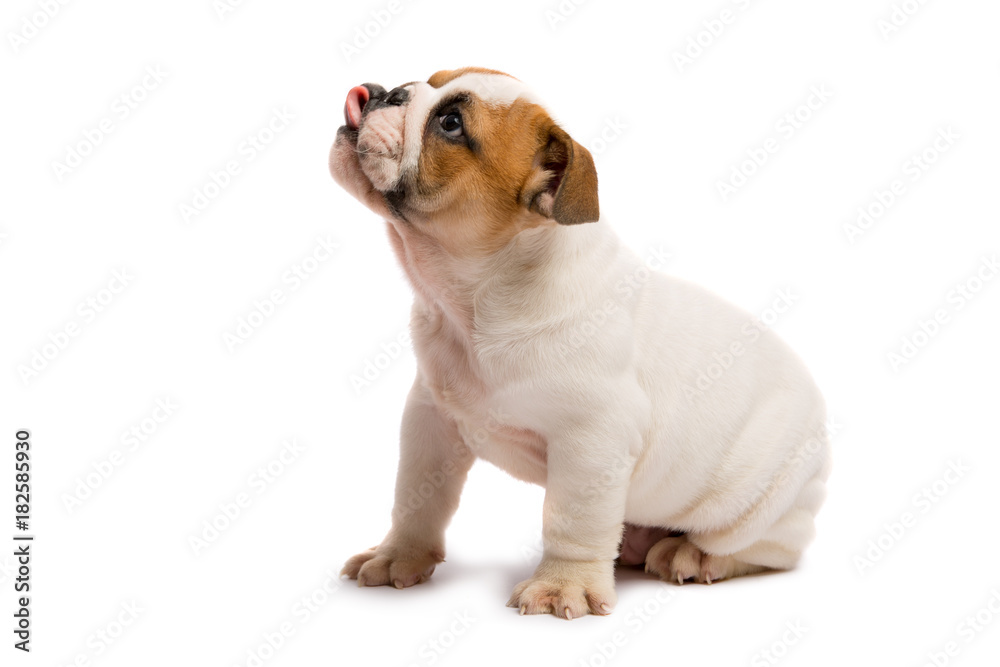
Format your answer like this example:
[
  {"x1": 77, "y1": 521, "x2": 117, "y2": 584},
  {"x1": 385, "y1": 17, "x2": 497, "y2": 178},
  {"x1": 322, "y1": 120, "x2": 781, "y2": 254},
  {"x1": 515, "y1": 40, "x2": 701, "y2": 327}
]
[{"x1": 524, "y1": 125, "x2": 600, "y2": 225}]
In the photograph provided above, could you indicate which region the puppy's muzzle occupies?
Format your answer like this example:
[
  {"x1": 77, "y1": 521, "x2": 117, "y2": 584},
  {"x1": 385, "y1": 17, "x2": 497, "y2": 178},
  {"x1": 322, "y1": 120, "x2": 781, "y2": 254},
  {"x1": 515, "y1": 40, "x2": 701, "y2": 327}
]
[
  {"x1": 343, "y1": 83, "x2": 410, "y2": 130},
  {"x1": 342, "y1": 82, "x2": 411, "y2": 196}
]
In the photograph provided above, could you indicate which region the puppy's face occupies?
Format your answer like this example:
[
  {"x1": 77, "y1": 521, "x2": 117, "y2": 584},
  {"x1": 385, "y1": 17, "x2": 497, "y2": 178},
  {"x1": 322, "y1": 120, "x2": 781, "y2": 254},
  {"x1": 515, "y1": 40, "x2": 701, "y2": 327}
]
[{"x1": 329, "y1": 67, "x2": 600, "y2": 255}]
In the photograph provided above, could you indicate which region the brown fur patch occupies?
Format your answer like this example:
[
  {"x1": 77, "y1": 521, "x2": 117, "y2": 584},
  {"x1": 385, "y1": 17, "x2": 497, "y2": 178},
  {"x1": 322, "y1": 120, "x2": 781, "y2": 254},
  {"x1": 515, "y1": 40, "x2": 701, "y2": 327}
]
[
  {"x1": 401, "y1": 88, "x2": 599, "y2": 257},
  {"x1": 408, "y1": 96, "x2": 560, "y2": 256},
  {"x1": 427, "y1": 67, "x2": 518, "y2": 89}
]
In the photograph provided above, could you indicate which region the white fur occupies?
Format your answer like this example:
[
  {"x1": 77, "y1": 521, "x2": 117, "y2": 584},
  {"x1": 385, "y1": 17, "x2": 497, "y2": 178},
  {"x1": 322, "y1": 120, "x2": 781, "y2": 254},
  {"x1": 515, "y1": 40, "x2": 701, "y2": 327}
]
[{"x1": 405, "y1": 220, "x2": 830, "y2": 561}]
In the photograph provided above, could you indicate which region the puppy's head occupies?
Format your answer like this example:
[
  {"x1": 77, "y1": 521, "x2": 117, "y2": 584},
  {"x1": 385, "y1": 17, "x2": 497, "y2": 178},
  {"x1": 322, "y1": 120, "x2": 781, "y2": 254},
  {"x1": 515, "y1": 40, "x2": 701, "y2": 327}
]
[{"x1": 329, "y1": 67, "x2": 599, "y2": 254}]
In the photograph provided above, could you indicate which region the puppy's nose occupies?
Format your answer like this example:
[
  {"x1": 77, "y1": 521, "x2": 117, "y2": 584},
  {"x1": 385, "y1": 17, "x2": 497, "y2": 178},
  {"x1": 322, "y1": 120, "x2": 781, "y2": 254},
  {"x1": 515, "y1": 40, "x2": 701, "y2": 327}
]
[
  {"x1": 344, "y1": 83, "x2": 407, "y2": 130},
  {"x1": 363, "y1": 85, "x2": 410, "y2": 116},
  {"x1": 384, "y1": 86, "x2": 410, "y2": 106}
]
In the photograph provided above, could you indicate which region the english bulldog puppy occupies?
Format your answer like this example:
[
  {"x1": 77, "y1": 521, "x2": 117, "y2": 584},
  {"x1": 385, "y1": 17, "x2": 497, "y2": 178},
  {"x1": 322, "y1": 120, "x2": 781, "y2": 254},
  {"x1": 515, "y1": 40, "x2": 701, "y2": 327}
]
[{"x1": 330, "y1": 67, "x2": 831, "y2": 619}]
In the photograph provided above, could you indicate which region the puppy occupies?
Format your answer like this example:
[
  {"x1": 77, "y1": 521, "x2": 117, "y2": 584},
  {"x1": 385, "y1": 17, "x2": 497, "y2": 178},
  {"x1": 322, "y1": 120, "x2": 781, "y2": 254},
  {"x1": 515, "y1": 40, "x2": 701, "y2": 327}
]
[{"x1": 330, "y1": 67, "x2": 831, "y2": 619}]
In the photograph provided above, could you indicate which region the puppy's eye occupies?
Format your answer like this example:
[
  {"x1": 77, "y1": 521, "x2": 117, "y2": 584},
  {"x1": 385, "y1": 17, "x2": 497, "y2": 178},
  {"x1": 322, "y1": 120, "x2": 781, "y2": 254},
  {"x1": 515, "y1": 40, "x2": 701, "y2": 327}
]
[{"x1": 438, "y1": 111, "x2": 463, "y2": 138}]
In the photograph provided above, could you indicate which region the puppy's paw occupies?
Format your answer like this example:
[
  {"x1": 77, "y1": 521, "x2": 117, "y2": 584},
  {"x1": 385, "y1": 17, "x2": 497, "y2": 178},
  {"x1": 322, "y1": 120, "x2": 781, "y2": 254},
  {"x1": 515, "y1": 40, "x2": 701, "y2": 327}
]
[
  {"x1": 645, "y1": 536, "x2": 701, "y2": 584},
  {"x1": 698, "y1": 553, "x2": 767, "y2": 583},
  {"x1": 507, "y1": 558, "x2": 615, "y2": 619},
  {"x1": 644, "y1": 536, "x2": 762, "y2": 584},
  {"x1": 341, "y1": 543, "x2": 444, "y2": 589}
]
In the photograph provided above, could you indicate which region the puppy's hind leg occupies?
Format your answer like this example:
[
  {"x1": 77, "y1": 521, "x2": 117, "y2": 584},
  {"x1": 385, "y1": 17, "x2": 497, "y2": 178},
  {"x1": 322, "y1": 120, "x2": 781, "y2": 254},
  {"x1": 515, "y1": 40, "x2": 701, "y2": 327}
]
[{"x1": 649, "y1": 459, "x2": 831, "y2": 585}]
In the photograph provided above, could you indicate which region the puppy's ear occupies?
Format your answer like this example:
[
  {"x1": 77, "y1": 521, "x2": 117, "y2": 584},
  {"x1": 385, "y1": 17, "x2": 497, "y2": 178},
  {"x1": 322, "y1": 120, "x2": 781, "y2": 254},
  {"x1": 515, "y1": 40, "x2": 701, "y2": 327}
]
[{"x1": 523, "y1": 125, "x2": 600, "y2": 225}]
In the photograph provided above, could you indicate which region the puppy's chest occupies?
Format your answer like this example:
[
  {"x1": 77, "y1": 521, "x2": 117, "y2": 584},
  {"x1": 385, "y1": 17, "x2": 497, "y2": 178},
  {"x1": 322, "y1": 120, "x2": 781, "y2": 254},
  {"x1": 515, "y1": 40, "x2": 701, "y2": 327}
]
[{"x1": 417, "y1": 323, "x2": 549, "y2": 485}]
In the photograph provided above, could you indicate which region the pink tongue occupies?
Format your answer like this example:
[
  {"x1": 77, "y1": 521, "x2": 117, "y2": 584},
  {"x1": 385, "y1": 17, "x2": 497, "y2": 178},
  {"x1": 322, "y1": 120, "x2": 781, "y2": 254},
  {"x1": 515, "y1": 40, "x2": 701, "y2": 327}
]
[{"x1": 344, "y1": 85, "x2": 369, "y2": 130}]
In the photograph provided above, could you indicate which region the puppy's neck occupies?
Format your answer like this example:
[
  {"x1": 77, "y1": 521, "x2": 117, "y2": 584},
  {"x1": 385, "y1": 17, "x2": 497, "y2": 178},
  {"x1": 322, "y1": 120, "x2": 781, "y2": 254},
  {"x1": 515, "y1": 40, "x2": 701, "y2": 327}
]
[
  {"x1": 386, "y1": 217, "x2": 617, "y2": 338},
  {"x1": 386, "y1": 219, "x2": 487, "y2": 334}
]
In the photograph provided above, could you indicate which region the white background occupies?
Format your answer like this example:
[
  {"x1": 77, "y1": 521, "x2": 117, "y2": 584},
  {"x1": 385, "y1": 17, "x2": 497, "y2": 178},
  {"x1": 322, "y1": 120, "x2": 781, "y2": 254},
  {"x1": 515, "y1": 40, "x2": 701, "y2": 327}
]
[{"x1": 2, "y1": 0, "x2": 999, "y2": 665}]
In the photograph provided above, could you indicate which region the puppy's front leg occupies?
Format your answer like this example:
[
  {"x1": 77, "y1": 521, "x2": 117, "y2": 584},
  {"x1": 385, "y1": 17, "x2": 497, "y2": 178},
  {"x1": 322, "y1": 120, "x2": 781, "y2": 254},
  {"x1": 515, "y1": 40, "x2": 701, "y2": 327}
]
[
  {"x1": 509, "y1": 421, "x2": 636, "y2": 619},
  {"x1": 341, "y1": 378, "x2": 474, "y2": 588}
]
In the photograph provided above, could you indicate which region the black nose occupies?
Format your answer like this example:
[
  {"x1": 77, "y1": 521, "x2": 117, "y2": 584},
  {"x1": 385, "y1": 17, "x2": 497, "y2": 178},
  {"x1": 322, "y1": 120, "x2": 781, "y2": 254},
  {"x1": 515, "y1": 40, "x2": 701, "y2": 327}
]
[
  {"x1": 384, "y1": 86, "x2": 410, "y2": 106},
  {"x1": 362, "y1": 83, "x2": 409, "y2": 115},
  {"x1": 361, "y1": 83, "x2": 387, "y2": 101}
]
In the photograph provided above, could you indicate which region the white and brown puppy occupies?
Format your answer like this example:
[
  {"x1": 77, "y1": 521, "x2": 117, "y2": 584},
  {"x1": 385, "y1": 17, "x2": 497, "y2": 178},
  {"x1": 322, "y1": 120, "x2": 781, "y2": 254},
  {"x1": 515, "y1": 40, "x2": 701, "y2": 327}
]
[{"x1": 330, "y1": 67, "x2": 831, "y2": 619}]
